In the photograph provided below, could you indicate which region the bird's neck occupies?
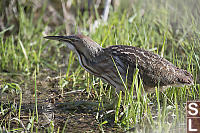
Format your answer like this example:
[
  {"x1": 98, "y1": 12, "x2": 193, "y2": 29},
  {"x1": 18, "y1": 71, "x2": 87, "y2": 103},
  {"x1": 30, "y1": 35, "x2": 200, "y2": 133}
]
[
  {"x1": 84, "y1": 43, "x2": 103, "y2": 59},
  {"x1": 89, "y1": 48, "x2": 106, "y2": 63}
]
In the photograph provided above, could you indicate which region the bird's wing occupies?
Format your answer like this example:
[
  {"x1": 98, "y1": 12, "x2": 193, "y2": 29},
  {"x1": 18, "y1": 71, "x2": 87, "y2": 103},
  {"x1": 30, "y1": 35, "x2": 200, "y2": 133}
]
[{"x1": 107, "y1": 45, "x2": 179, "y2": 88}]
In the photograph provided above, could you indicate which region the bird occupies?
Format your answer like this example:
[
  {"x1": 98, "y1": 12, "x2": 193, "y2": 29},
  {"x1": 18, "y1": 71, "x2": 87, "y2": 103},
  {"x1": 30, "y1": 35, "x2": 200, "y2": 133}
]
[{"x1": 44, "y1": 34, "x2": 194, "y2": 93}]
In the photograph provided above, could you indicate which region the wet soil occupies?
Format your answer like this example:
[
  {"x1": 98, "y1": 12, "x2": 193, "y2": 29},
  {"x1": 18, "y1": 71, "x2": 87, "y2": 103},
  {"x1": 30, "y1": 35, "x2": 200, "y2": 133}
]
[{"x1": 0, "y1": 69, "x2": 123, "y2": 132}]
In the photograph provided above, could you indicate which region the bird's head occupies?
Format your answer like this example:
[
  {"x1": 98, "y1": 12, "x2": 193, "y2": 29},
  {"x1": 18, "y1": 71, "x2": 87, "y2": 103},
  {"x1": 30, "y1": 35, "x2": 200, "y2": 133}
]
[{"x1": 44, "y1": 34, "x2": 102, "y2": 58}]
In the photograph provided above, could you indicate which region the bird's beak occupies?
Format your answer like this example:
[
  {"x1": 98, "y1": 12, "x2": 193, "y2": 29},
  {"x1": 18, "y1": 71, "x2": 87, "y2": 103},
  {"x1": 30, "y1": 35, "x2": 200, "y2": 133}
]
[{"x1": 44, "y1": 35, "x2": 79, "y2": 43}]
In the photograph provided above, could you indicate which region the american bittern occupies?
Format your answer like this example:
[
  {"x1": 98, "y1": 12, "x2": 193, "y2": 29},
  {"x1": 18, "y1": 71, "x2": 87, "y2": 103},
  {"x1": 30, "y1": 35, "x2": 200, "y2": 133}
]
[{"x1": 44, "y1": 34, "x2": 193, "y2": 93}]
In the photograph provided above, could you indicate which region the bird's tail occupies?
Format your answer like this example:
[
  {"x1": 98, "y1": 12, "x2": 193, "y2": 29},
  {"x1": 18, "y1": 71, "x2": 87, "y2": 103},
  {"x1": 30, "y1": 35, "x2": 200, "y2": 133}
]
[{"x1": 177, "y1": 69, "x2": 194, "y2": 85}]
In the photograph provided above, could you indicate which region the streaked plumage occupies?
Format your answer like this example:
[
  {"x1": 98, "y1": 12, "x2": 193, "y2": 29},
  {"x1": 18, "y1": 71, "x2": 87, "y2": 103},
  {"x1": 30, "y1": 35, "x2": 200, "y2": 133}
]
[{"x1": 44, "y1": 34, "x2": 194, "y2": 93}]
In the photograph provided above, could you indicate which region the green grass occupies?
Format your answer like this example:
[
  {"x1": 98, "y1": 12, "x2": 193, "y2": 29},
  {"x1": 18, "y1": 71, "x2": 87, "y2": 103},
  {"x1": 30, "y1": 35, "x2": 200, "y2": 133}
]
[{"x1": 0, "y1": 0, "x2": 199, "y2": 132}]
